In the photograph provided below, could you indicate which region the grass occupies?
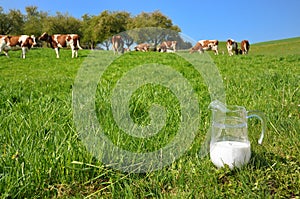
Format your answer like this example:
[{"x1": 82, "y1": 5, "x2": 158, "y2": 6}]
[{"x1": 0, "y1": 38, "x2": 299, "y2": 198}]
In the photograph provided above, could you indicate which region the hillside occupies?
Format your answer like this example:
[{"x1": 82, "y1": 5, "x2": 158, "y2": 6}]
[
  {"x1": 251, "y1": 37, "x2": 300, "y2": 55},
  {"x1": 0, "y1": 42, "x2": 299, "y2": 198},
  {"x1": 216, "y1": 37, "x2": 300, "y2": 56}
]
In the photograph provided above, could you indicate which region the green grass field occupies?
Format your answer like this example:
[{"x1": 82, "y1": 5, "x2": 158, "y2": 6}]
[{"x1": 0, "y1": 38, "x2": 299, "y2": 198}]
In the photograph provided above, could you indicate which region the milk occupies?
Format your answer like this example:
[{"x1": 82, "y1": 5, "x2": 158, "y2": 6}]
[{"x1": 210, "y1": 141, "x2": 251, "y2": 169}]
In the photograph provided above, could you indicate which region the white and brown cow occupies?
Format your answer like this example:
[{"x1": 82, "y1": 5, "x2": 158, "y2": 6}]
[
  {"x1": 157, "y1": 41, "x2": 177, "y2": 52},
  {"x1": 0, "y1": 35, "x2": 36, "y2": 58},
  {"x1": 226, "y1": 39, "x2": 238, "y2": 56},
  {"x1": 111, "y1": 35, "x2": 124, "y2": 54},
  {"x1": 0, "y1": 35, "x2": 9, "y2": 56},
  {"x1": 190, "y1": 40, "x2": 219, "y2": 55},
  {"x1": 134, "y1": 43, "x2": 150, "y2": 52},
  {"x1": 39, "y1": 32, "x2": 82, "y2": 58},
  {"x1": 240, "y1": 40, "x2": 250, "y2": 55}
]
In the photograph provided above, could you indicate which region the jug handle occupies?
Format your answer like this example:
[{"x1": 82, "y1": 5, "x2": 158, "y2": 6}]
[{"x1": 247, "y1": 111, "x2": 266, "y2": 145}]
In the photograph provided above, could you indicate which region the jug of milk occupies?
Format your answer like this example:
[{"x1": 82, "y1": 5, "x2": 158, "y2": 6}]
[{"x1": 208, "y1": 100, "x2": 266, "y2": 169}]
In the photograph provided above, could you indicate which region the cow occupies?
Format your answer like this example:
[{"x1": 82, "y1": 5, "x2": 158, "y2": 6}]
[
  {"x1": 38, "y1": 32, "x2": 82, "y2": 58},
  {"x1": 190, "y1": 40, "x2": 219, "y2": 55},
  {"x1": 0, "y1": 35, "x2": 36, "y2": 58},
  {"x1": 226, "y1": 39, "x2": 238, "y2": 56},
  {"x1": 134, "y1": 43, "x2": 150, "y2": 52},
  {"x1": 0, "y1": 35, "x2": 9, "y2": 57},
  {"x1": 111, "y1": 35, "x2": 124, "y2": 54},
  {"x1": 157, "y1": 41, "x2": 177, "y2": 52},
  {"x1": 240, "y1": 40, "x2": 250, "y2": 55}
]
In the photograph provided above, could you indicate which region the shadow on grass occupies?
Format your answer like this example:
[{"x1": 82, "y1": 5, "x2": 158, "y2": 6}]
[{"x1": 249, "y1": 151, "x2": 289, "y2": 169}]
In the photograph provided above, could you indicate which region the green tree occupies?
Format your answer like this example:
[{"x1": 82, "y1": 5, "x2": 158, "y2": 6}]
[
  {"x1": 0, "y1": 7, "x2": 11, "y2": 34},
  {"x1": 129, "y1": 11, "x2": 181, "y2": 46},
  {"x1": 111, "y1": 11, "x2": 131, "y2": 34},
  {"x1": 81, "y1": 14, "x2": 96, "y2": 49},
  {"x1": 0, "y1": 7, "x2": 24, "y2": 35},
  {"x1": 90, "y1": 10, "x2": 131, "y2": 49},
  {"x1": 120, "y1": 32, "x2": 134, "y2": 49},
  {"x1": 23, "y1": 6, "x2": 48, "y2": 37},
  {"x1": 43, "y1": 12, "x2": 82, "y2": 35},
  {"x1": 8, "y1": 9, "x2": 24, "y2": 35}
]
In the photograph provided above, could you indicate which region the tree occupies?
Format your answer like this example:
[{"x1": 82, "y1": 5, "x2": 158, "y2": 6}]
[
  {"x1": 7, "y1": 9, "x2": 24, "y2": 34},
  {"x1": 0, "y1": 6, "x2": 185, "y2": 50},
  {"x1": 0, "y1": 7, "x2": 11, "y2": 34},
  {"x1": 23, "y1": 6, "x2": 48, "y2": 36},
  {"x1": 120, "y1": 32, "x2": 134, "y2": 49},
  {"x1": 0, "y1": 7, "x2": 24, "y2": 35},
  {"x1": 81, "y1": 14, "x2": 96, "y2": 49},
  {"x1": 111, "y1": 11, "x2": 131, "y2": 34},
  {"x1": 129, "y1": 11, "x2": 181, "y2": 46},
  {"x1": 42, "y1": 12, "x2": 82, "y2": 35},
  {"x1": 92, "y1": 11, "x2": 131, "y2": 48}
]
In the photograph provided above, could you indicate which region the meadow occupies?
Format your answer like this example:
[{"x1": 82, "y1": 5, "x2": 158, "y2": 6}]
[{"x1": 0, "y1": 38, "x2": 299, "y2": 198}]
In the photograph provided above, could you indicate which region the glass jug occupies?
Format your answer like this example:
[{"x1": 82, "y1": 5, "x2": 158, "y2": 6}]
[{"x1": 208, "y1": 100, "x2": 266, "y2": 169}]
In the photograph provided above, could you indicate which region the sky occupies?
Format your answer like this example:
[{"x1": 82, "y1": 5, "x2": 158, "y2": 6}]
[{"x1": 1, "y1": 0, "x2": 300, "y2": 43}]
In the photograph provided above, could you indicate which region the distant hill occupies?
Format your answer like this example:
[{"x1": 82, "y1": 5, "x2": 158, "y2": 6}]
[
  {"x1": 217, "y1": 37, "x2": 300, "y2": 56},
  {"x1": 251, "y1": 37, "x2": 300, "y2": 55}
]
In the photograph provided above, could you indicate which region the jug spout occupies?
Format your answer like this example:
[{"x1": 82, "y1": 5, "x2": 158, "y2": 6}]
[{"x1": 209, "y1": 100, "x2": 228, "y2": 112}]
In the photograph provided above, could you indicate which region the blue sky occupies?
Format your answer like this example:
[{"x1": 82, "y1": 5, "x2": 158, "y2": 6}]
[{"x1": 1, "y1": 0, "x2": 299, "y2": 43}]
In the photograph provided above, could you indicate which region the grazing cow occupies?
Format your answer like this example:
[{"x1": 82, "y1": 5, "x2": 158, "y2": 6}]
[
  {"x1": 240, "y1": 40, "x2": 250, "y2": 55},
  {"x1": 157, "y1": 41, "x2": 177, "y2": 52},
  {"x1": 190, "y1": 40, "x2": 219, "y2": 55},
  {"x1": 0, "y1": 35, "x2": 9, "y2": 56},
  {"x1": 0, "y1": 35, "x2": 36, "y2": 58},
  {"x1": 134, "y1": 43, "x2": 150, "y2": 52},
  {"x1": 111, "y1": 35, "x2": 124, "y2": 54},
  {"x1": 226, "y1": 39, "x2": 238, "y2": 56},
  {"x1": 38, "y1": 32, "x2": 82, "y2": 58}
]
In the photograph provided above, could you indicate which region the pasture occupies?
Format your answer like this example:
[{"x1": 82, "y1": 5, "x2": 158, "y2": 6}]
[{"x1": 0, "y1": 38, "x2": 299, "y2": 198}]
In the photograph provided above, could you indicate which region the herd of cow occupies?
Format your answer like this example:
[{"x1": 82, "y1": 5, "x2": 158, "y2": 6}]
[
  {"x1": 0, "y1": 33, "x2": 82, "y2": 59},
  {"x1": 189, "y1": 39, "x2": 250, "y2": 55},
  {"x1": 113, "y1": 36, "x2": 250, "y2": 56},
  {"x1": 0, "y1": 32, "x2": 250, "y2": 59}
]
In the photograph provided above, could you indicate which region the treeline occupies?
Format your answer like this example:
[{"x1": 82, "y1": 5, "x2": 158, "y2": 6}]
[{"x1": 0, "y1": 6, "x2": 191, "y2": 49}]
